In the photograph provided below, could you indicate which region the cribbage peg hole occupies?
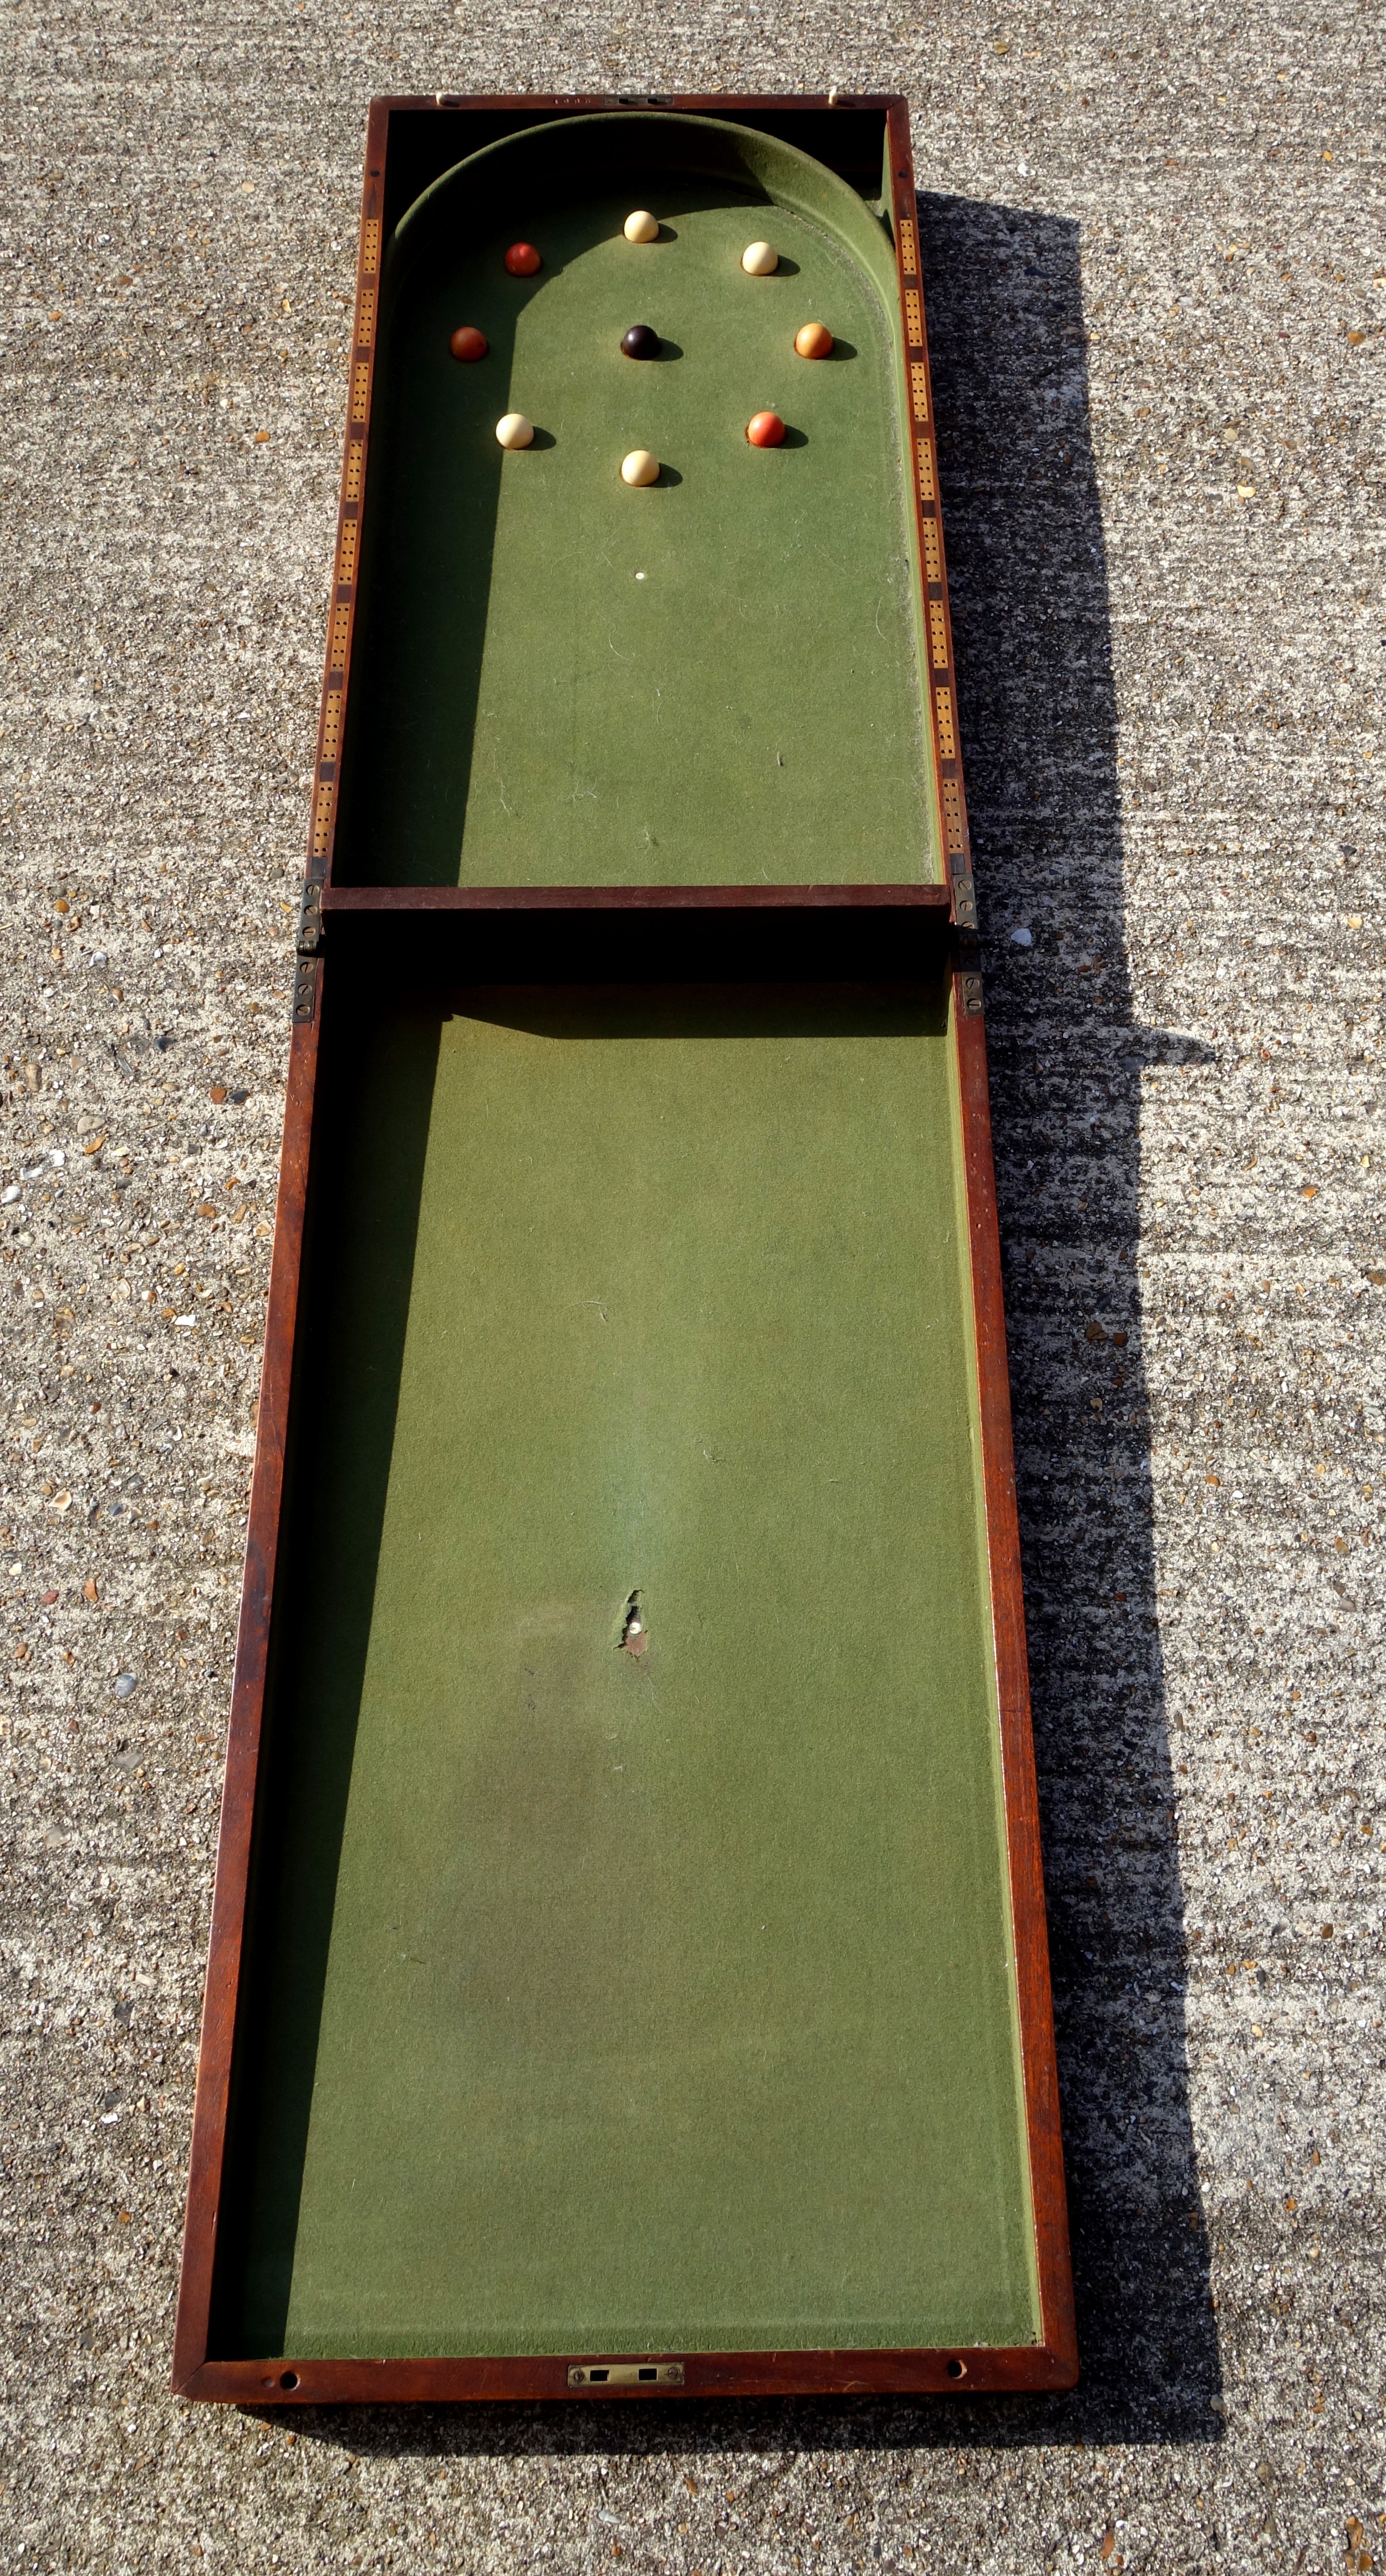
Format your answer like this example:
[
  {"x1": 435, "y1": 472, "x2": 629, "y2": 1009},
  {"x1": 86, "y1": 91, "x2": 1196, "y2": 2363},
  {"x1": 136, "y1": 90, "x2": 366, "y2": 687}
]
[
  {"x1": 279, "y1": 2370, "x2": 300, "y2": 2390},
  {"x1": 945, "y1": 2358, "x2": 967, "y2": 2379}
]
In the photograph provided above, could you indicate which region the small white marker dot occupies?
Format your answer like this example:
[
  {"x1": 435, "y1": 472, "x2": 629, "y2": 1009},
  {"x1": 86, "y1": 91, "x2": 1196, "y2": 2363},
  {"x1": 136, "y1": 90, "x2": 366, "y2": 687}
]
[{"x1": 635, "y1": 570, "x2": 647, "y2": 580}]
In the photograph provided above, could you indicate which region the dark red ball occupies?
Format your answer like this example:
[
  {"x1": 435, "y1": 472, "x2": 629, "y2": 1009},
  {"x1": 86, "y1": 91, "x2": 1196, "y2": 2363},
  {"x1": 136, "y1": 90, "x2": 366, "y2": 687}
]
[
  {"x1": 620, "y1": 323, "x2": 660, "y2": 361},
  {"x1": 449, "y1": 325, "x2": 488, "y2": 362},
  {"x1": 505, "y1": 242, "x2": 542, "y2": 277}
]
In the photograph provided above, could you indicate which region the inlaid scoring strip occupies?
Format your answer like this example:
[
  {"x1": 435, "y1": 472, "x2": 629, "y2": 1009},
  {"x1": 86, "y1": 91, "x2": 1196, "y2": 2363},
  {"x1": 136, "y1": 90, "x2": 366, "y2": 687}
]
[
  {"x1": 310, "y1": 777, "x2": 335, "y2": 860},
  {"x1": 896, "y1": 178, "x2": 973, "y2": 926},
  {"x1": 300, "y1": 192, "x2": 379, "y2": 905},
  {"x1": 896, "y1": 208, "x2": 962, "y2": 855}
]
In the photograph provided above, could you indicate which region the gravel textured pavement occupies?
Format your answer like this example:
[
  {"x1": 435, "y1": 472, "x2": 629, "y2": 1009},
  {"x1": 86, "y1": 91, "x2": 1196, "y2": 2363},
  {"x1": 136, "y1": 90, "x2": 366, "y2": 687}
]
[{"x1": 2, "y1": 3, "x2": 1382, "y2": 2570}]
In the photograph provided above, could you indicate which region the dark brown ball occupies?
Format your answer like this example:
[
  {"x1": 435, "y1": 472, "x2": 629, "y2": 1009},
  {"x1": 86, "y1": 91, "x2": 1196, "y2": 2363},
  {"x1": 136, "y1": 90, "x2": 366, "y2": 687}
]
[{"x1": 620, "y1": 323, "x2": 660, "y2": 361}]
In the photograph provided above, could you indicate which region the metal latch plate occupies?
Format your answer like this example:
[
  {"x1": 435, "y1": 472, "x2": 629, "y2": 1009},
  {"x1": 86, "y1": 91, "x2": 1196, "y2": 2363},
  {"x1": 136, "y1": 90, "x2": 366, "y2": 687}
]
[{"x1": 568, "y1": 2360, "x2": 685, "y2": 2389}]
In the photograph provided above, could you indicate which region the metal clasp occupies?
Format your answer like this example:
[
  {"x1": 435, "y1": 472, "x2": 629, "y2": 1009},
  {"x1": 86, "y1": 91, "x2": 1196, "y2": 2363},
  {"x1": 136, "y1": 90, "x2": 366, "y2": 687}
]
[{"x1": 568, "y1": 2360, "x2": 685, "y2": 2389}]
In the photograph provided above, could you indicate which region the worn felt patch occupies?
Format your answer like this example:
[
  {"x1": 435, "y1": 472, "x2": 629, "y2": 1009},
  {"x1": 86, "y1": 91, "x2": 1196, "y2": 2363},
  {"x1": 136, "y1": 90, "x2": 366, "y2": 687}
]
[{"x1": 211, "y1": 986, "x2": 1037, "y2": 2361}]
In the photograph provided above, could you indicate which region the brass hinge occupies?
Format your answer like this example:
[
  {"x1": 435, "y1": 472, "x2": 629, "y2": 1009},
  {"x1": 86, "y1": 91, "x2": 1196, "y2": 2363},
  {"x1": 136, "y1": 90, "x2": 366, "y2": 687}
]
[
  {"x1": 952, "y1": 871, "x2": 977, "y2": 931},
  {"x1": 297, "y1": 878, "x2": 324, "y2": 955}
]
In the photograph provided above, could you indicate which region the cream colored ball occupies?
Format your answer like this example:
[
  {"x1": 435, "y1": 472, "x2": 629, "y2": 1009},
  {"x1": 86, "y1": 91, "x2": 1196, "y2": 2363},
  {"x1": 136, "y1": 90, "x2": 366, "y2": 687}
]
[
  {"x1": 620, "y1": 448, "x2": 660, "y2": 487},
  {"x1": 495, "y1": 411, "x2": 534, "y2": 450},
  {"x1": 623, "y1": 209, "x2": 659, "y2": 243},
  {"x1": 741, "y1": 240, "x2": 778, "y2": 276}
]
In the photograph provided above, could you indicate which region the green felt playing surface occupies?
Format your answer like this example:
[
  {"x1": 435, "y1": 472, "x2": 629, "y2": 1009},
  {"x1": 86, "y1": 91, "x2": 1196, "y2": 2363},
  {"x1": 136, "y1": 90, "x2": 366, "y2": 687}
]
[
  {"x1": 210, "y1": 984, "x2": 1039, "y2": 2361},
  {"x1": 334, "y1": 115, "x2": 940, "y2": 887}
]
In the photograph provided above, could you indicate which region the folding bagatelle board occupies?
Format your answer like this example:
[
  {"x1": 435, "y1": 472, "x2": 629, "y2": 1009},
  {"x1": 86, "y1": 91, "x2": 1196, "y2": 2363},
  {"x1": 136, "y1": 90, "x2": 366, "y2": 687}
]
[{"x1": 174, "y1": 93, "x2": 1077, "y2": 2403}]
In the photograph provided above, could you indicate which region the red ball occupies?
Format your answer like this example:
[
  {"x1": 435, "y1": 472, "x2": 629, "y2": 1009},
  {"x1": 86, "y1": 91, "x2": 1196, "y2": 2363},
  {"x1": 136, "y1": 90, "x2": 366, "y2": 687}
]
[
  {"x1": 449, "y1": 325, "x2": 488, "y2": 362},
  {"x1": 504, "y1": 242, "x2": 542, "y2": 277},
  {"x1": 746, "y1": 410, "x2": 786, "y2": 448}
]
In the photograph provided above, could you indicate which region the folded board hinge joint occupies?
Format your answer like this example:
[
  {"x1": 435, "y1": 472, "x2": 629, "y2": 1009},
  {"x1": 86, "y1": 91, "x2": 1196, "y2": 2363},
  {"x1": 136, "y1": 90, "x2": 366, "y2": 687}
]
[
  {"x1": 297, "y1": 880, "x2": 324, "y2": 956},
  {"x1": 291, "y1": 955, "x2": 319, "y2": 1026}
]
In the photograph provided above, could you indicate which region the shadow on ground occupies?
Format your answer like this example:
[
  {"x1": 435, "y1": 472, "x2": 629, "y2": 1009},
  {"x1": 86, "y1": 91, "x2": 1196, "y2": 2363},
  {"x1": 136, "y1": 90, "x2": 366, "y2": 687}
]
[
  {"x1": 252, "y1": 190, "x2": 1221, "y2": 2465},
  {"x1": 921, "y1": 190, "x2": 1220, "y2": 2450}
]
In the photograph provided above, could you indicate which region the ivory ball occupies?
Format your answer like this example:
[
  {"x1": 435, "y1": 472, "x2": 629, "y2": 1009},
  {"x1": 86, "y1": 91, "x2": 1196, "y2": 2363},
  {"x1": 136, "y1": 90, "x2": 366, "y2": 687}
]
[
  {"x1": 495, "y1": 412, "x2": 534, "y2": 450},
  {"x1": 624, "y1": 210, "x2": 660, "y2": 243},
  {"x1": 620, "y1": 448, "x2": 660, "y2": 487},
  {"x1": 741, "y1": 240, "x2": 778, "y2": 276}
]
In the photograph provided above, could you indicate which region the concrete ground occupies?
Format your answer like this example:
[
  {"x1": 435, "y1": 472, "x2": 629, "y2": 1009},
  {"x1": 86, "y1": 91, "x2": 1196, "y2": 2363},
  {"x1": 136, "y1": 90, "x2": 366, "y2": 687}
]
[{"x1": 1, "y1": 1, "x2": 1382, "y2": 2568}]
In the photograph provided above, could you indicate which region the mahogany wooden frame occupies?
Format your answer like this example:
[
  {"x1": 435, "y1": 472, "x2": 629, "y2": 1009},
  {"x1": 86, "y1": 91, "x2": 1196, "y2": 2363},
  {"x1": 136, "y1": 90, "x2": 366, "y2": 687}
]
[{"x1": 172, "y1": 91, "x2": 1077, "y2": 2406}]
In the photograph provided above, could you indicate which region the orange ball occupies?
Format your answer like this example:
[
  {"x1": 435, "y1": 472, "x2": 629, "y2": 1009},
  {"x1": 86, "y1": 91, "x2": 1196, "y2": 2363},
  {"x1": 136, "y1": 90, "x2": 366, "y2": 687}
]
[
  {"x1": 449, "y1": 325, "x2": 488, "y2": 361},
  {"x1": 747, "y1": 410, "x2": 786, "y2": 447},
  {"x1": 505, "y1": 242, "x2": 542, "y2": 277},
  {"x1": 794, "y1": 321, "x2": 833, "y2": 360}
]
